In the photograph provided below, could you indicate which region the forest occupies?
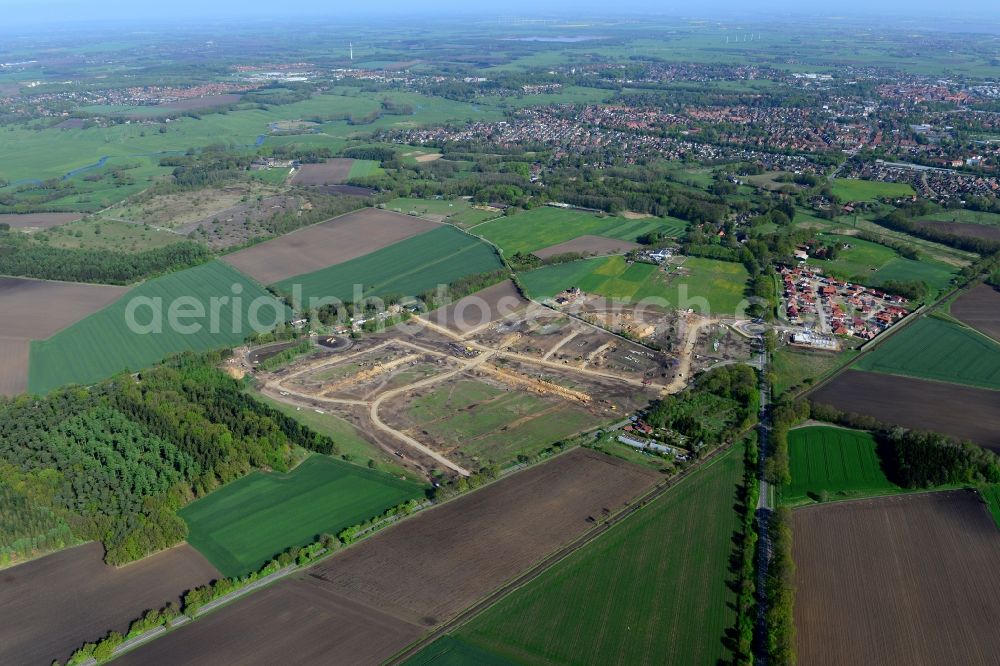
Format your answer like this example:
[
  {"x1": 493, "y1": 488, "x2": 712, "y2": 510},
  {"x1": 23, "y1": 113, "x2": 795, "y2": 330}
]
[
  {"x1": 0, "y1": 351, "x2": 339, "y2": 566},
  {"x1": 0, "y1": 231, "x2": 210, "y2": 284}
]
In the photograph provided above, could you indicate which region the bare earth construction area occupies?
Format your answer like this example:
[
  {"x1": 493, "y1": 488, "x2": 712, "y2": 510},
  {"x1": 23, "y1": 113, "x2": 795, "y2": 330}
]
[
  {"x1": 258, "y1": 303, "x2": 671, "y2": 476},
  {"x1": 0, "y1": 542, "x2": 220, "y2": 665},
  {"x1": 794, "y1": 491, "x2": 1000, "y2": 666},
  {"x1": 118, "y1": 448, "x2": 660, "y2": 666},
  {"x1": 221, "y1": 208, "x2": 438, "y2": 284}
]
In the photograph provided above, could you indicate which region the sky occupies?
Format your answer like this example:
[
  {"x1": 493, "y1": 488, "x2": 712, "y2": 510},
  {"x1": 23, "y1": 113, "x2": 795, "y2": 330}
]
[{"x1": 2, "y1": 0, "x2": 997, "y2": 26}]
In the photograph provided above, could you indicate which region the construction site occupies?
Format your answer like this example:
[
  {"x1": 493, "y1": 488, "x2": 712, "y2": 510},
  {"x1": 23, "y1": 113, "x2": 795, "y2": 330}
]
[{"x1": 251, "y1": 293, "x2": 755, "y2": 479}]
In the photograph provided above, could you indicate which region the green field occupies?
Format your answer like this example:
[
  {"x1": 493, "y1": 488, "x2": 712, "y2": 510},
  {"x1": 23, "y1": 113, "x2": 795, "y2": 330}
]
[
  {"x1": 423, "y1": 445, "x2": 744, "y2": 666},
  {"x1": 771, "y1": 347, "x2": 858, "y2": 397},
  {"x1": 474, "y1": 207, "x2": 679, "y2": 255},
  {"x1": 273, "y1": 225, "x2": 504, "y2": 302},
  {"x1": 785, "y1": 426, "x2": 899, "y2": 504},
  {"x1": 831, "y1": 178, "x2": 916, "y2": 202},
  {"x1": 347, "y1": 159, "x2": 381, "y2": 179},
  {"x1": 0, "y1": 91, "x2": 499, "y2": 186},
  {"x1": 923, "y1": 209, "x2": 1000, "y2": 227},
  {"x1": 406, "y1": 636, "x2": 516, "y2": 666},
  {"x1": 382, "y1": 197, "x2": 501, "y2": 227},
  {"x1": 979, "y1": 485, "x2": 1000, "y2": 529},
  {"x1": 406, "y1": 379, "x2": 599, "y2": 465},
  {"x1": 181, "y1": 454, "x2": 424, "y2": 577},
  {"x1": 520, "y1": 254, "x2": 749, "y2": 314},
  {"x1": 29, "y1": 260, "x2": 286, "y2": 394},
  {"x1": 854, "y1": 317, "x2": 1000, "y2": 390},
  {"x1": 807, "y1": 233, "x2": 956, "y2": 294},
  {"x1": 249, "y1": 167, "x2": 291, "y2": 185}
]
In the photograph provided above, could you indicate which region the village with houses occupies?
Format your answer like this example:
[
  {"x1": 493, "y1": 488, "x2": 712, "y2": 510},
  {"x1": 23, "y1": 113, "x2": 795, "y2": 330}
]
[{"x1": 780, "y1": 262, "x2": 910, "y2": 348}]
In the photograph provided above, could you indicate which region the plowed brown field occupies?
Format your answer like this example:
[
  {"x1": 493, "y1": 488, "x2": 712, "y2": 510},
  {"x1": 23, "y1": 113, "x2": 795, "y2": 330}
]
[
  {"x1": 221, "y1": 208, "x2": 438, "y2": 284},
  {"x1": 951, "y1": 284, "x2": 1000, "y2": 342},
  {"x1": 794, "y1": 491, "x2": 1000, "y2": 666},
  {"x1": 810, "y1": 370, "x2": 1000, "y2": 449},
  {"x1": 118, "y1": 449, "x2": 659, "y2": 665},
  {"x1": 0, "y1": 542, "x2": 220, "y2": 665}
]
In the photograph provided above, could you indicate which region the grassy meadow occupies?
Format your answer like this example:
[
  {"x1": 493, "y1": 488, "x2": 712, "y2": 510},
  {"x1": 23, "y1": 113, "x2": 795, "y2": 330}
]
[
  {"x1": 831, "y1": 178, "x2": 916, "y2": 202},
  {"x1": 520, "y1": 254, "x2": 749, "y2": 314}
]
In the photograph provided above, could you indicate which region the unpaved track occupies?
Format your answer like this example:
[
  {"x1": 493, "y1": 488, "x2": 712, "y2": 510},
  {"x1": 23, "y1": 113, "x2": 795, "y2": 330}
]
[
  {"x1": 542, "y1": 329, "x2": 580, "y2": 360},
  {"x1": 262, "y1": 314, "x2": 681, "y2": 476},
  {"x1": 665, "y1": 315, "x2": 719, "y2": 393}
]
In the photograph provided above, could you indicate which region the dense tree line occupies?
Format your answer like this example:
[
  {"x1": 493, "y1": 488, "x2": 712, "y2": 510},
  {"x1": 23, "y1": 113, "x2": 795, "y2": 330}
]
[
  {"x1": 418, "y1": 268, "x2": 510, "y2": 311},
  {"x1": 765, "y1": 506, "x2": 796, "y2": 666},
  {"x1": 341, "y1": 146, "x2": 396, "y2": 162},
  {"x1": 735, "y1": 433, "x2": 760, "y2": 663},
  {"x1": 0, "y1": 351, "x2": 340, "y2": 565},
  {"x1": 0, "y1": 232, "x2": 209, "y2": 284},
  {"x1": 764, "y1": 399, "x2": 810, "y2": 486},
  {"x1": 882, "y1": 429, "x2": 1000, "y2": 487},
  {"x1": 877, "y1": 205, "x2": 1000, "y2": 256},
  {"x1": 158, "y1": 147, "x2": 252, "y2": 191}
]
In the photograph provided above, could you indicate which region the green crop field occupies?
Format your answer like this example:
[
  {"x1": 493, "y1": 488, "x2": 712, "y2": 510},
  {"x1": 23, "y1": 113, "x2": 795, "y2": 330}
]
[
  {"x1": 474, "y1": 207, "x2": 679, "y2": 255},
  {"x1": 406, "y1": 636, "x2": 516, "y2": 666},
  {"x1": 831, "y1": 178, "x2": 916, "y2": 202},
  {"x1": 274, "y1": 225, "x2": 503, "y2": 302},
  {"x1": 423, "y1": 446, "x2": 744, "y2": 666},
  {"x1": 785, "y1": 426, "x2": 899, "y2": 503},
  {"x1": 854, "y1": 317, "x2": 1000, "y2": 390},
  {"x1": 29, "y1": 260, "x2": 287, "y2": 394},
  {"x1": 520, "y1": 254, "x2": 749, "y2": 314},
  {"x1": 181, "y1": 454, "x2": 424, "y2": 577}
]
